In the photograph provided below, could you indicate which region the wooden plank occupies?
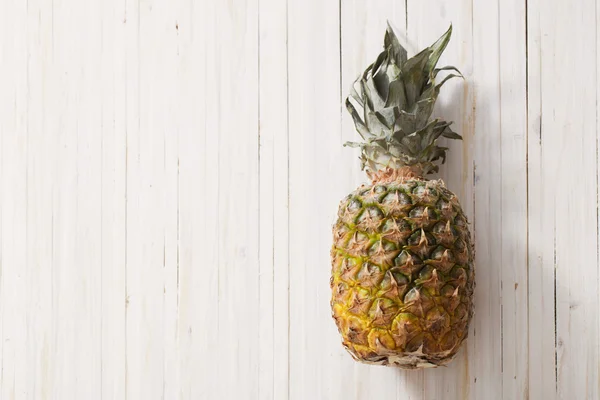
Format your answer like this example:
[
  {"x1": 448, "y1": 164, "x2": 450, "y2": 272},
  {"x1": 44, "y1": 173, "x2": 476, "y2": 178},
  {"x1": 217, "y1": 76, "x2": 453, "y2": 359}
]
[
  {"x1": 123, "y1": 0, "x2": 182, "y2": 397},
  {"x1": 48, "y1": 1, "x2": 80, "y2": 395},
  {"x1": 177, "y1": 0, "x2": 221, "y2": 398},
  {"x1": 470, "y1": 0, "x2": 504, "y2": 398},
  {"x1": 287, "y1": 0, "x2": 342, "y2": 398},
  {"x1": 170, "y1": 0, "x2": 216, "y2": 398},
  {"x1": 121, "y1": 0, "x2": 143, "y2": 395},
  {"x1": 212, "y1": 0, "x2": 260, "y2": 398},
  {"x1": 23, "y1": 0, "x2": 59, "y2": 398},
  {"x1": 100, "y1": 0, "x2": 128, "y2": 398},
  {"x1": 526, "y1": 0, "x2": 557, "y2": 397},
  {"x1": 0, "y1": 1, "x2": 29, "y2": 398},
  {"x1": 154, "y1": 1, "x2": 181, "y2": 397},
  {"x1": 71, "y1": 0, "x2": 104, "y2": 394},
  {"x1": 258, "y1": 0, "x2": 290, "y2": 398},
  {"x1": 43, "y1": 0, "x2": 105, "y2": 396},
  {"x1": 535, "y1": 1, "x2": 598, "y2": 399},
  {"x1": 497, "y1": 0, "x2": 529, "y2": 398}
]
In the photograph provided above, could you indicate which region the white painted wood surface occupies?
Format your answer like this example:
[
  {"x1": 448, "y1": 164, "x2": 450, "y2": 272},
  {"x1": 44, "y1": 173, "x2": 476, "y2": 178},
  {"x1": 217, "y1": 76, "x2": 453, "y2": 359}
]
[{"x1": 0, "y1": 0, "x2": 597, "y2": 398}]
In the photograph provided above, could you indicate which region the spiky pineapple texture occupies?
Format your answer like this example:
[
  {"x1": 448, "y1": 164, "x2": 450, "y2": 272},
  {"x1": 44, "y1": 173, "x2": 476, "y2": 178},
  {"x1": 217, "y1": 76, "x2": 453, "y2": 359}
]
[
  {"x1": 331, "y1": 179, "x2": 473, "y2": 368},
  {"x1": 331, "y1": 24, "x2": 474, "y2": 369}
]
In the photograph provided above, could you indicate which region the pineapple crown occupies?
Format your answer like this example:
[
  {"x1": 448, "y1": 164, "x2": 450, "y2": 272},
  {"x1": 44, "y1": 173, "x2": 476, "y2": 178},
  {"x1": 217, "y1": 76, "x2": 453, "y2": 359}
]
[{"x1": 345, "y1": 23, "x2": 463, "y2": 177}]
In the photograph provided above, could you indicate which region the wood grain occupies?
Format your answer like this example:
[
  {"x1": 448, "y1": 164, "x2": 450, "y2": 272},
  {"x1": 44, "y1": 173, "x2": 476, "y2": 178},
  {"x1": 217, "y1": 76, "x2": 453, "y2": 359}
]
[{"x1": 0, "y1": 0, "x2": 598, "y2": 399}]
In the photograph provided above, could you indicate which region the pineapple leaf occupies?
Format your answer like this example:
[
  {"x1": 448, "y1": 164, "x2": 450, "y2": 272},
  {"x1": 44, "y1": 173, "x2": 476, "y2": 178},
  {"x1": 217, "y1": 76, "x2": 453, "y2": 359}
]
[
  {"x1": 386, "y1": 80, "x2": 407, "y2": 109},
  {"x1": 387, "y1": 132, "x2": 412, "y2": 159},
  {"x1": 349, "y1": 80, "x2": 364, "y2": 106},
  {"x1": 372, "y1": 53, "x2": 391, "y2": 100},
  {"x1": 375, "y1": 107, "x2": 396, "y2": 129},
  {"x1": 374, "y1": 111, "x2": 392, "y2": 129},
  {"x1": 362, "y1": 94, "x2": 385, "y2": 134},
  {"x1": 427, "y1": 164, "x2": 440, "y2": 174},
  {"x1": 401, "y1": 50, "x2": 431, "y2": 107},
  {"x1": 441, "y1": 124, "x2": 462, "y2": 140},
  {"x1": 433, "y1": 65, "x2": 463, "y2": 79},
  {"x1": 418, "y1": 119, "x2": 443, "y2": 149},
  {"x1": 433, "y1": 120, "x2": 453, "y2": 135},
  {"x1": 360, "y1": 80, "x2": 374, "y2": 111},
  {"x1": 395, "y1": 110, "x2": 417, "y2": 134},
  {"x1": 385, "y1": 22, "x2": 408, "y2": 66},
  {"x1": 435, "y1": 73, "x2": 462, "y2": 91},
  {"x1": 362, "y1": 61, "x2": 374, "y2": 81},
  {"x1": 366, "y1": 110, "x2": 388, "y2": 135},
  {"x1": 425, "y1": 25, "x2": 453, "y2": 77},
  {"x1": 386, "y1": 62, "x2": 401, "y2": 81},
  {"x1": 414, "y1": 98, "x2": 436, "y2": 128},
  {"x1": 343, "y1": 141, "x2": 365, "y2": 148},
  {"x1": 372, "y1": 50, "x2": 388, "y2": 76},
  {"x1": 345, "y1": 98, "x2": 372, "y2": 140},
  {"x1": 417, "y1": 72, "x2": 460, "y2": 103},
  {"x1": 372, "y1": 138, "x2": 389, "y2": 151},
  {"x1": 401, "y1": 133, "x2": 421, "y2": 154},
  {"x1": 422, "y1": 145, "x2": 448, "y2": 164},
  {"x1": 418, "y1": 84, "x2": 437, "y2": 103},
  {"x1": 431, "y1": 146, "x2": 448, "y2": 163},
  {"x1": 365, "y1": 78, "x2": 386, "y2": 110},
  {"x1": 387, "y1": 143, "x2": 411, "y2": 159},
  {"x1": 391, "y1": 129, "x2": 407, "y2": 143}
]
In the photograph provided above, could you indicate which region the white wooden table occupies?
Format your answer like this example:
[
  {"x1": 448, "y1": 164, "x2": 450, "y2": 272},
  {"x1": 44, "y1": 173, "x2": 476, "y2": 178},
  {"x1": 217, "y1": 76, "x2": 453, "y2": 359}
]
[{"x1": 0, "y1": 0, "x2": 596, "y2": 399}]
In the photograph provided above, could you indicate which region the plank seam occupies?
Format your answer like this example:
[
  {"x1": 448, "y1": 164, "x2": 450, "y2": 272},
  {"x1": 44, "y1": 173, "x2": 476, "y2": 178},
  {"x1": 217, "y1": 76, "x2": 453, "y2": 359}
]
[
  {"x1": 285, "y1": 0, "x2": 291, "y2": 397},
  {"x1": 257, "y1": 0, "x2": 262, "y2": 397},
  {"x1": 524, "y1": 0, "x2": 531, "y2": 397}
]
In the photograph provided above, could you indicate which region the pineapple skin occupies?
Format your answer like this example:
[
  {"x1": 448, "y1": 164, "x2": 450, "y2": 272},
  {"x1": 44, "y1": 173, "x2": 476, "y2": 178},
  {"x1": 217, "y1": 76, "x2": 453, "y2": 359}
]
[{"x1": 330, "y1": 178, "x2": 474, "y2": 369}]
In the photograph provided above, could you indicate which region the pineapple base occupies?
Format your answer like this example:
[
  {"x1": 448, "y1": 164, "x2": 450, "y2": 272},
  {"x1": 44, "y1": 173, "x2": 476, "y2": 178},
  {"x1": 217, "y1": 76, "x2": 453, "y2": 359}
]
[
  {"x1": 344, "y1": 343, "x2": 457, "y2": 369},
  {"x1": 352, "y1": 353, "x2": 454, "y2": 369}
]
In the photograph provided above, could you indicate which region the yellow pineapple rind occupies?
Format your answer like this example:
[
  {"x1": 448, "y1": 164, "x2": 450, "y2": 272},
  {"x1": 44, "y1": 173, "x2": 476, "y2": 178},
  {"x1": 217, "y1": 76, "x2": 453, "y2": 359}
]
[{"x1": 331, "y1": 178, "x2": 474, "y2": 369}]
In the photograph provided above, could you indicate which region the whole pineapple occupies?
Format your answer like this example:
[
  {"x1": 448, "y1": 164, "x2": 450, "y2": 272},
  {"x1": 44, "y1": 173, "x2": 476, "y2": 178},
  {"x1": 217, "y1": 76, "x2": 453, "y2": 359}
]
[{"x1": 331, "y1": 24, "x2": 474, "y2": 369}]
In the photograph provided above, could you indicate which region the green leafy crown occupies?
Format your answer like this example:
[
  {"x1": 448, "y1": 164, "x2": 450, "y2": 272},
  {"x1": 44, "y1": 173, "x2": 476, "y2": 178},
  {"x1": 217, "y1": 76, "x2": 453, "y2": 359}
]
[{"x1": 345, "y1": 23, "x2": 463, "y2": 175}]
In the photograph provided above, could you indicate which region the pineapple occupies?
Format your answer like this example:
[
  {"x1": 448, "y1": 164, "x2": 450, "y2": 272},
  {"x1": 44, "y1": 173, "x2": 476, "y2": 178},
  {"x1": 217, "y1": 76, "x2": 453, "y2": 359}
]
[{"x1": 331, "y1": 24, "x2": 474, "y2": 369}]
